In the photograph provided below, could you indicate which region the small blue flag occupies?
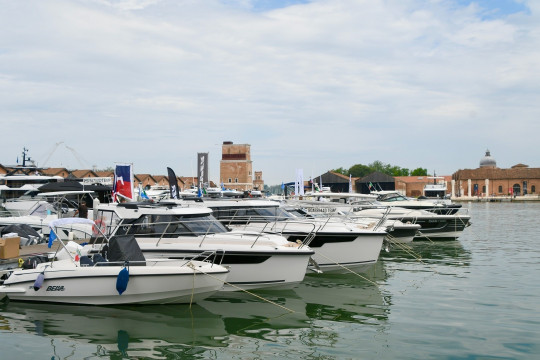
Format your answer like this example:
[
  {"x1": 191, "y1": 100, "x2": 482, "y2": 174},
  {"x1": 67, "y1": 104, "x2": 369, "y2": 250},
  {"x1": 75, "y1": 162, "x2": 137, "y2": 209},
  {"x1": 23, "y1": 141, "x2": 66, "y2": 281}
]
[
  {"x1": 141, "y1": 190, "x2": 149, "y2": 200},
  {"x1": 197, "y1": 188, "x2": 202, "y2": 197},
  {"x1": 281, "y1": 182, "x2": 285, "y2": 190},
  {"x1": 139, "y1": 184, "x2": 149, "y2": 200},
  {"x1": 48, "y1": 230, "x2": 57, "y2": 248}
]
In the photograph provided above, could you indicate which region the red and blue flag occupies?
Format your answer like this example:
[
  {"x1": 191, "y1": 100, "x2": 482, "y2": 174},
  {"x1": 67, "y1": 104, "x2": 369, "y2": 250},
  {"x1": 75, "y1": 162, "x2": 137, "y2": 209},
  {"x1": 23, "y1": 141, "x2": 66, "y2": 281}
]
[{"x1": 113, "y1": 164, "x2": 133, "y2": 202}]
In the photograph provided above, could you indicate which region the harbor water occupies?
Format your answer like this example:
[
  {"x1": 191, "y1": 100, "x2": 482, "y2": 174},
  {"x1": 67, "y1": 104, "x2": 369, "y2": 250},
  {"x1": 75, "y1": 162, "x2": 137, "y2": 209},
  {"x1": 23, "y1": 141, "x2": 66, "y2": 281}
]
[{"x1": 1, "y1": 202, "x2": 539, "y2": 359}]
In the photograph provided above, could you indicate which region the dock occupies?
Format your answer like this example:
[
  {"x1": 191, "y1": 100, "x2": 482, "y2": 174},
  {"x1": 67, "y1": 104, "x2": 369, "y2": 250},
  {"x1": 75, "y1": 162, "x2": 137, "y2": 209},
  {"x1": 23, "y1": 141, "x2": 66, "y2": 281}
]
[{"x1": 451, "y1": 195, "x2": 540, "y2": 202}]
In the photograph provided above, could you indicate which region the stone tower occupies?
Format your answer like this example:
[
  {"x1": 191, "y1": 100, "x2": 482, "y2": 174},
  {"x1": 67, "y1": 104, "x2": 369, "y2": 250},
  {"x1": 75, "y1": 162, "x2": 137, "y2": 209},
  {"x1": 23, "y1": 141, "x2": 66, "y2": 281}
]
[
  {"x1": 220, "y1": 141, "x2": 253, "y2": 191},
  {"x1": 253, "y1": 171, "x2": 264, "y2": 191}
]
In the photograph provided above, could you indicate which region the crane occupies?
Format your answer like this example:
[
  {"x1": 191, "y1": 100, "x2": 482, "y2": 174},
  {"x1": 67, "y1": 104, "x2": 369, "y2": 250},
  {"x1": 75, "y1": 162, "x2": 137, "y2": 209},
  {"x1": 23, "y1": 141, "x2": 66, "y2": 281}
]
[
  {"x1": 41, "y1": 142, "x2": 64, "y2": 167},
  {"x1": 65, "y1": 145, "x2": 92, "y2": 169},
  {"x1": 40, "y1": 142, "x2": 93, "y2": 169}
]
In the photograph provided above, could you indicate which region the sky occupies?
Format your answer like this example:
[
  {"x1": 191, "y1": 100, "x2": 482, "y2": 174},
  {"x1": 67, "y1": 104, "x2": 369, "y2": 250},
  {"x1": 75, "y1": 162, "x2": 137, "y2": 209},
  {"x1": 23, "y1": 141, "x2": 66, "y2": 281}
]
[{"x1": 1, "y1": 0, "x2": 538, "y2": 185}]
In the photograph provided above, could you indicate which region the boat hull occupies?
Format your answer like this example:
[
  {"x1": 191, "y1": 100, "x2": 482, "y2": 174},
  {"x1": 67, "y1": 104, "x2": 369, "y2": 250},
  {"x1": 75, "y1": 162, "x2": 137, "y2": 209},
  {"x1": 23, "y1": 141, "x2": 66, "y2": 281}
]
[
  {"x1": 0, "y1": 261, "x2": 228, "y2": 305},
  {"x1": 232, "y1": 223, "x2": 386, "y2": 274},
  {"x1": 409, "y1": 216, "x2": 471, "y2": 241},
  {"x1": 304, "y1": 232, "x2": 385, "y2": 273},
  {"x1": 136, "y1": 242, "x2": 314, "y2": 292},
  {"x1": 385, "y1": 224, "x2": 419, "y2": 244}
]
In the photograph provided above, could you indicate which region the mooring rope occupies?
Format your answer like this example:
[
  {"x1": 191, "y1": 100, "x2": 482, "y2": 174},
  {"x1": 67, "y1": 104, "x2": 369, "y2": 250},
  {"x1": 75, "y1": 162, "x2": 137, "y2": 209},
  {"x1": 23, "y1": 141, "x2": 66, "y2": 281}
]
[
  {"x1": 385, "y1": 234, "x2": 426, "y2": 264},
  {"x1": 189, "y1": 262, "x2": 196, "y2": 309},
  {"x1": 313, "y1": 251, "x2": 379, "y2": 287},
  {"x1": 187, "y1": 263, "x2": 295, "y2": 313}
]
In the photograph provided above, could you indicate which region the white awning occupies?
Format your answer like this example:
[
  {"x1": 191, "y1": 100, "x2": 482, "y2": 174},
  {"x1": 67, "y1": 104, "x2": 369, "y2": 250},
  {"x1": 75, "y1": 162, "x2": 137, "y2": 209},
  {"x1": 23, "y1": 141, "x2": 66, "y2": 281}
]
[{"x1": 49, "y1": 217, "x2": 95, "y2": 229}]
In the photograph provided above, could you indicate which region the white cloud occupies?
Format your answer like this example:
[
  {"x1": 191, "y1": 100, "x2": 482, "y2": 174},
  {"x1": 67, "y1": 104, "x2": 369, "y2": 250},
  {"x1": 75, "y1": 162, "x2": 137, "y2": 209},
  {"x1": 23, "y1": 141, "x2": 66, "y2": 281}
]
[{"x1": 0, "y1": 0, "x2": 538, "y2": 184}]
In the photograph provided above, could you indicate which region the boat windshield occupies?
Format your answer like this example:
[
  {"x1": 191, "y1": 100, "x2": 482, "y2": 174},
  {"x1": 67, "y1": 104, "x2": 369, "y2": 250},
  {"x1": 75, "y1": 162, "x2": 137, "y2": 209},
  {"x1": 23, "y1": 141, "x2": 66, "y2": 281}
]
[
  {"x1": 211, "y1": 206, "x2": 294, "y2": 225},
  {"x1": 377, "y1": 193, "x2": 410, "y2": 202},
  {"x1": 114, "y1": 214, "x2": 229, "y2": 238},
  {"x1": 29, "y1": 202, "x2": 57, "y2": 217}
]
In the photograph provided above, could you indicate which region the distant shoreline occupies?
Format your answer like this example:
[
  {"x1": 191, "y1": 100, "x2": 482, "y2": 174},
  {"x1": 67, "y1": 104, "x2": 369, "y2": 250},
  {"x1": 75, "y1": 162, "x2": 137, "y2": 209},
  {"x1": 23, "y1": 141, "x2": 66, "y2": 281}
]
[{"x1": 452, "y1": 195, "x2": 540, "y2": 202}]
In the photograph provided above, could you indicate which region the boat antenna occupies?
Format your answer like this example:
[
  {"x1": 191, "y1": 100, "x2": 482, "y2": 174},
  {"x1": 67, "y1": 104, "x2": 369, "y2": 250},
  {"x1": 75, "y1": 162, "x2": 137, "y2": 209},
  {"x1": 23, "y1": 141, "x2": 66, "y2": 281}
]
[{"x1": 21, "y1": 147, "x2": 33, "y2": 167}]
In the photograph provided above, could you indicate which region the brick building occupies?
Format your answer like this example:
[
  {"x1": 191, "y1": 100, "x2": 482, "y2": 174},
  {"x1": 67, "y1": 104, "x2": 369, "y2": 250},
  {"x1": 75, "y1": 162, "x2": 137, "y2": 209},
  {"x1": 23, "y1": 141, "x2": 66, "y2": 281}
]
[
  {"x1": 219, "y1": 141, "x2": 254, "y2": 191},
  {"x1": 253, "y1": 171, "x2": 264, "y2": 191},
  {"x1": 394, "y1": 175, "x2": 452, "y2": 197},
  {"x1": 452, "y1": 150, "x2": 539, "y2": 197}
]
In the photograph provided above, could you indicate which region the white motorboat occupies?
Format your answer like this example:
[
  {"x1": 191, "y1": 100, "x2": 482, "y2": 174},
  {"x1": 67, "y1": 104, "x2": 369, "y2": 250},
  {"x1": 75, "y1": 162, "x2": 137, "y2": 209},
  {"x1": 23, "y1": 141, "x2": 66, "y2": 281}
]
[
  {"x1": 284, "y1": 203, "x2": 420, "y2": 245},
  {"x1": 0, "y1": 174, "x2": 64, "y2": 201},
  {"x1": 0, "y1": 218, "x2": 229, "y2": 305},
  {"x1": 205, "y1": 187, "x2": 223, "y2": 198},
  {"x1": 1, "y1": 190, "x2": 95, "y2": 217},
  {"x1": 372, "y1": 191, "x2": 462, "y2": 215},
  {"x1": 178, "y1": 198, "x2": 387, "y2": 273},
  {"x1": 353, "y1": 206, "x2": 471, "y2": 241},
  {"x1": 422, "y1": 176, "x2": 449, "y2": 199},
  {"x1": 0, "y1": 202, "x2": 94, "y2": 241},
  {"x1": 135, "y1": 185, "x2": 170, "y2": 201},
  {"x1": 289, "y1": 193, "x2": 470, "y2": 241},
  {"x1": 221, "y1": 189, "x2": 245, "y2": 198},
  {"x1": 83, "y1": 202, "x2": 314, "y2": 291}
]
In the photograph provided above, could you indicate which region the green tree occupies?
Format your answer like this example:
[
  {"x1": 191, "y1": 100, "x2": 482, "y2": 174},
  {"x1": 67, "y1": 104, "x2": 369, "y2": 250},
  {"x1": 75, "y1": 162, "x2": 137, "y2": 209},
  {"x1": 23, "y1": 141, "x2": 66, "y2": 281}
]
[
  {"x1": 411, "y1": 167, "x2": 428, "y2": 176},
  {"x1": 389, "y1": 166, "x2": 410, "y2": 176},
  {"x1": 332, "y1": 167, "x2": 348, "y2": 175},
  {"x1": 368, "y1": 160, "x2": 386, "y2": 173},
  {"x1": 348, "y1": 164, "x2": 372, "y2": 177},
  {"x1": 328, "y1": 161, "x2": 425, "y2": 180}
]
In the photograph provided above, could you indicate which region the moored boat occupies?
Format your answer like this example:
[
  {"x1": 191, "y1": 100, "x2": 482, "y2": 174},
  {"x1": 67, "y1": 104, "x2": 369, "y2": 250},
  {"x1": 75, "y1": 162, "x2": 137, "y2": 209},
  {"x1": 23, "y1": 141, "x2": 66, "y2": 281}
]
[
  {"x1": 83, "y1": 202, "x2": 314, "y2": 291},
  {"x1": 176, "y1": 198, "x2": 387, "y2": 273},
  {"x1": 0, "y1": 218, "x2": 229, "y2": 305}
]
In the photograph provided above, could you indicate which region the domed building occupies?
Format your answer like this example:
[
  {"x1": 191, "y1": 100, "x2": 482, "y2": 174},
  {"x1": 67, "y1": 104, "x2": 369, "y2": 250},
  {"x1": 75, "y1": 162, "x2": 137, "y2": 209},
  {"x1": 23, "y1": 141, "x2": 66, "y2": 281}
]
[
  {"x1": 452, "y1": 150, "x2": 540, "y2": 197},
  {"x1": 479, "y1": 149, "x2": 497, "y2": 168}
]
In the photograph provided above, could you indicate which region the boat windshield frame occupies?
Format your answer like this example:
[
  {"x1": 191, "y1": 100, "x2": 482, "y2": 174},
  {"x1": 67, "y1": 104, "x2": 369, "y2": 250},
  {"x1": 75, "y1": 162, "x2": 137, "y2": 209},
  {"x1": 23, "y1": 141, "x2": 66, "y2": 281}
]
[
  {"x1": 210, "y1": 205, "x2": 294, "y2": 225},
  {"x1": 111, "y1": 213, "x2": 229, "y2": 238}
]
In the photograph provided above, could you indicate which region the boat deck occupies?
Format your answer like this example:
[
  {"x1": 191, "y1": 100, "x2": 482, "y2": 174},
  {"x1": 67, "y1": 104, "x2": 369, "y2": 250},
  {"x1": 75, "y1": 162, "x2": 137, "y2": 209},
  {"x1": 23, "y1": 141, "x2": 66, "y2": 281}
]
[{"x1": 0, "y1": 241, "x2": 85, "y2": 270}]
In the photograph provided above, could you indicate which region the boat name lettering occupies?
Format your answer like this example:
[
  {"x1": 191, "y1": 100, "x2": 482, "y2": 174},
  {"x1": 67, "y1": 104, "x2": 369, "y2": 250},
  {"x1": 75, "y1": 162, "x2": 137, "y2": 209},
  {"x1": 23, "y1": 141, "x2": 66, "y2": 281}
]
[
  {"x1": 307, "y1": 208, "x2": 336, "y2": 213},
  {"x1": 46, "y1": 285, "x2": 65, "y2": 291}
]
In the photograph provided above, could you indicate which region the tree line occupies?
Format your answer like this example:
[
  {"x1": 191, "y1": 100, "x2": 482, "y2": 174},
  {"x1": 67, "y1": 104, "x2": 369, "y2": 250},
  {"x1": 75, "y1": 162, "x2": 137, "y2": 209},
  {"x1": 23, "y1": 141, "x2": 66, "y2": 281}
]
[
  {"x1": 265, "y1": 161, "x2": 428, "y2": 193},
  {"x1": 332, "y1": 160, "x2": 427, "y2": 178}
]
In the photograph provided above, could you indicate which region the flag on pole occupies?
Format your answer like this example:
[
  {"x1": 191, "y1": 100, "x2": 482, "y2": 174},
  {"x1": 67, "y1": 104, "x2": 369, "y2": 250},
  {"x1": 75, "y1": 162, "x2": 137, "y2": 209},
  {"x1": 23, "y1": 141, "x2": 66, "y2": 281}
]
[
  {"x1": 112, "y1": 164, "x2": 134, "y2": 202},
  {"x1": 48, "y1": 229, "x2": 57, "y2": 248},
  {"x1": 167, "y1": 167, "x2": 180, "y2": 199},
  {"x1": 294, "y1": 170, "x2": 299, "y2": 196},
  {"x1": 296, "y1": 169, "x2": 304, "y2": 196},
  {"x1": 138, "y1": 183, "x2": 149, "y2": 200}
]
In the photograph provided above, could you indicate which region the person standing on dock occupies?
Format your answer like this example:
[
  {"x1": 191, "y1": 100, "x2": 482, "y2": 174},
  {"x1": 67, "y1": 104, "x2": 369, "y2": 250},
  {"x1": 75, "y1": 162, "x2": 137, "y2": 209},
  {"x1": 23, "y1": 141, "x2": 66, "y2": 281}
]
[{"x1": 75, "y1": 200, "x2": 88, "y2": 218}]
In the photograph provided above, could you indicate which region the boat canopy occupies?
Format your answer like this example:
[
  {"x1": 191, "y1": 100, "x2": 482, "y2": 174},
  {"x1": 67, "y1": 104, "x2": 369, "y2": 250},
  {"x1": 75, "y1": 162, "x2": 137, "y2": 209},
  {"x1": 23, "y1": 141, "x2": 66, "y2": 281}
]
[{"x1": 49, "y1": 217, "x2": 95, "y2": 228}]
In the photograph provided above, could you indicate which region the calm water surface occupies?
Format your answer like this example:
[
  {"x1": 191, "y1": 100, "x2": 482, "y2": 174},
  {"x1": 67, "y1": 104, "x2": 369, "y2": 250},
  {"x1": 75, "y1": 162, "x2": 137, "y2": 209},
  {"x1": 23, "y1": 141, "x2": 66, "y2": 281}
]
[{"x1": 1, "y1": 202, "x2": 539, "y2": 359}]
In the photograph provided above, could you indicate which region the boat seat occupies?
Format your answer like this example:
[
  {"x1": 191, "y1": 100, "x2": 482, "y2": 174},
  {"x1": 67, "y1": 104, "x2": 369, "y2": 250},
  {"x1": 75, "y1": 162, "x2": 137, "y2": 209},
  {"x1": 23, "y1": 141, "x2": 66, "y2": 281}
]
[
  {"x1": 79, "y1": 256, "x2": 94, "y2": 267},
  {"x1": 92, "y1": 253, "x2": 109, "y2": 266}
]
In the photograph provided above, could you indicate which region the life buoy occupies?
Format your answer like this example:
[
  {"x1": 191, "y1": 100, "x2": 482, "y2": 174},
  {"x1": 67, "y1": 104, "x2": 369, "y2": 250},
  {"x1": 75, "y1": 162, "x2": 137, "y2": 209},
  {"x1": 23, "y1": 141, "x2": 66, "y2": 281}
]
[{"x1": 92, "y1": 219, "x2": 105, "y2": 236}]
